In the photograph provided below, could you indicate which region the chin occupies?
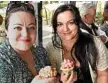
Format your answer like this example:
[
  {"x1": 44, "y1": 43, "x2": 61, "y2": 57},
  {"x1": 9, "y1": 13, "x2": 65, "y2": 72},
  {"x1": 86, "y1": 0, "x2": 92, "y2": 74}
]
[
  {"x1": 17, "y1": 45, "x2": 32, "y2": 51},
  {"x1": 18, "y1": 48, "x2": 29, "y2": 51},
  {"x1": 63, "y1": 37, "x2": 73, "y2": 41}
]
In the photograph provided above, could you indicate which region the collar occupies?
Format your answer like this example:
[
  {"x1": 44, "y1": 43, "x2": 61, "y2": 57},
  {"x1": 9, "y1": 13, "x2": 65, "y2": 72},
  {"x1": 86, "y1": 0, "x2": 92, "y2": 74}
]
[{"x1": 84, "y1": 22, "x2": 92, "y2": 28}]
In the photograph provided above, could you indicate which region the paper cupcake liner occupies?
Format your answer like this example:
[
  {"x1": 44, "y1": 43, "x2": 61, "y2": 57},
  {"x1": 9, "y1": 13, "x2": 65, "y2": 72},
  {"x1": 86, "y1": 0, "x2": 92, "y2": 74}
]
[{"x1": 60, "y1": 67, "x2": 74, "y2": 75}]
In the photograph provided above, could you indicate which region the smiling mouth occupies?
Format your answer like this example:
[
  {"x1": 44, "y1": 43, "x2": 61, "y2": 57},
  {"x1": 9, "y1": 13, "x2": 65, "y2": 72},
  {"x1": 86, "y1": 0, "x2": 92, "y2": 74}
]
[
  {"x1": 64, "y1": 32, "x2": 71, "y2": 35},
  {"x1": 19, "y1": 39, "x2": 31, "y2": 42}
]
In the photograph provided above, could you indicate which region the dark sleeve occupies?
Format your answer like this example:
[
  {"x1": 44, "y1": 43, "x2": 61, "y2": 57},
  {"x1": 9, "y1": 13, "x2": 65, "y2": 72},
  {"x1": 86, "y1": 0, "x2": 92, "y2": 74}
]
[{"x1": 0, "y1": 55, "x2": 13, "y2": 83}]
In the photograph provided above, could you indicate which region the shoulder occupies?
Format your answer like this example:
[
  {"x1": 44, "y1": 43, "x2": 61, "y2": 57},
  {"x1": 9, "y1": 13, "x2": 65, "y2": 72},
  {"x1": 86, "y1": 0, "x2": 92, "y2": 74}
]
[
  {"x1": 46, "y1": 41, "x2": 54, "y2": 49},
  {"x1": 0, "y1": 39, "x2": 11, "y2": 53},
  {"x1": 0, "y1": 47, "x2": 13, "y2": 82},
  {"x1": 93, "y1": 36, "x2": 107, "y2": 49},
  {"x1": 101, "y1": 24, "x2": 108, "y2": 31},
  {"x1": 33, "y1": 45, "x2": 48, "y2": 57},
  {"x1": 93, "y1": 36, "x2": 105, "y2": 46},
  {"x1": 93, "y1": 36, "x2": 108, "y2": 53},
  {"x1": 45, "y1": 41, "x2": 59, "y2": 53},
  {"x1": 36, "y1": 45, "x2": 47, "y2": 52},
  {"x1": 32, "y1": 45, "x2": 51, "y2": 68},
  {"x1": 45, "y1": 41, "x2": 61, "y2": 62},
  {"x1": 93, "y1": 36, "x2": 108, "y2": 71},
  {"x1": 0, "y1": 43, "x2": 13, "y2": 73},
  {"x1": 0, "y1": 42, "x2": 9, "y2": 59}
]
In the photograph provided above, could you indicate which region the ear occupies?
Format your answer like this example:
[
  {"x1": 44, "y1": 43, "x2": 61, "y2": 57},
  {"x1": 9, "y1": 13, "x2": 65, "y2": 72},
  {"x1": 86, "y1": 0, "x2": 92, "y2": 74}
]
[
  {"x1": 84, "y1": 14, "x2": 87, "y2": 19},
  {"x1": 84, "y1": 15, "x2": 88, "y2": 23},
  {"x1": 5, "y1": 29, "x2": 8, "y2": 38}
]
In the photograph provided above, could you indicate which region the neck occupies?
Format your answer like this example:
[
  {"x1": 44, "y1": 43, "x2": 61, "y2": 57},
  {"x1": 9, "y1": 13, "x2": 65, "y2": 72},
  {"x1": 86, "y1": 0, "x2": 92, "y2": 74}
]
[
  {"x1": 62, "y1": 36, "x2": 78, "y2": 51},
  {"x1": 83, "y1": 19, "x2": 91, "y2": 25},
  {"x1": 13, "y1": 48, "x2": 31, "y2": 57}
]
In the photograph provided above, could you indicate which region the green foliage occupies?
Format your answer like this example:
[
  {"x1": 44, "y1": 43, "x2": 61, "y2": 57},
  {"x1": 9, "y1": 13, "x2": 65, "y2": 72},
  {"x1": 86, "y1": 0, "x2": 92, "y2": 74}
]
[
  {"x1": 42, "y1": 1, "x2": 48, "y2": 5},
  {"x1": 0, "y1": 1, "x2": 8, "y2": 9},
  {"x1": 41, "y1": 7, "x2": 54, "y2": 25},
  {"x1": 95, "y1": 11, "x2": 103, "y2": 26}
]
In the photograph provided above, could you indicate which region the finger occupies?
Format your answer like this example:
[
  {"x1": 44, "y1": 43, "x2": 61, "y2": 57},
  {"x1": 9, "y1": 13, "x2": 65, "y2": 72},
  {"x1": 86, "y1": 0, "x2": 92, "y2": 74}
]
[
  {"x1": 35, "y1": 75, "x2": 40, "y2": 79},
  {"x1": 67, "y1": 71, "x2": 74, "y2": 82},
  {"x1": 68, "y1": 71, "x2": 77, "y2": 82},
  {"x1": 45, "y1": 77, "x2": 58, "y2": 83},
  {"x1": 73, "y1": 72, "x2": 77, "y2": 82},
  {"x1": 61, "y1": 72, "x2": 69, "y2": 82}
]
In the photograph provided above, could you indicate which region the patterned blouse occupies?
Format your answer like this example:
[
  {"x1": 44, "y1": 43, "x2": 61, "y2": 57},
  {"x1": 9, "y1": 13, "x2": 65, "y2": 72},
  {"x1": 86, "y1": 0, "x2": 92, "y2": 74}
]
[{"x1": 0, "y1": 39, "x2": 51, "y2": 83}]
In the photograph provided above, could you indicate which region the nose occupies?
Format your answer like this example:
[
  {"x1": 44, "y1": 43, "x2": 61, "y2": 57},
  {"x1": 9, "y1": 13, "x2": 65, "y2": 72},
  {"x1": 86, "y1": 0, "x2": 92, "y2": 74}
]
[
  {"x1": 63, "y1": 24, "x2": 69, "y2": 31},
  {"x1": 21, "y1": 28, "x2": 28, "y2": 37}
]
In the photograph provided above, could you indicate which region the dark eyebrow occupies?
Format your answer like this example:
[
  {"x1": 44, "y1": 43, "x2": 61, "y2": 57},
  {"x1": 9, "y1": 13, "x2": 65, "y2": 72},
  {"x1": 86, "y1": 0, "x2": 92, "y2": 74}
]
[
  {"x1": 68, "y1": 19, "x2": 74, "y2": 21},
  {"x1": 28, "y1": 23, "x2": 36, "y2": 26},
  {"x1": 57, "y1": 19, "x2": 74, "y2": 23},
  {"x1": 57, "y1": 22, "x2": 62, "y2": 23},
  {"x1": 13, "y1": 23, "x2": 36, "y2": 26},
  {"x1": 13, "y1": 24, "x2": 22, "y2": 26}
]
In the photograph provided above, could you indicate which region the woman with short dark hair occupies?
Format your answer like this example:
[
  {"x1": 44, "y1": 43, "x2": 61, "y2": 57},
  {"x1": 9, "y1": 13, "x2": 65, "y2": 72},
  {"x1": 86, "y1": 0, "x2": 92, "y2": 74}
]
[{"x1": 0, "y1": 1, "x2": 50, "y2": 83}]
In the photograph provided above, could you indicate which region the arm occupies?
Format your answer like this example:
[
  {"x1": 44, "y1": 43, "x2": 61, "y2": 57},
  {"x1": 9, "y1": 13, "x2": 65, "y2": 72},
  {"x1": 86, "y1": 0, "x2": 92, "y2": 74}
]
[
  {"x1": 94, "y1": 37, "x2": 108, "y2": 83},
  {"x1": 97, "y1": 69, "x2": 108, "y2": 83},
  {"x1": 97, "y1": 29, "x2": 108, "y2": 43}
]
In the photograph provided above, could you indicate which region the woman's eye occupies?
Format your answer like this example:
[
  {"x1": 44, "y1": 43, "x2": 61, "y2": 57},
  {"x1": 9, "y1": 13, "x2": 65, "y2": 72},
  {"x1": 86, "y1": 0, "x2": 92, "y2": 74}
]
[
  {"x1": 69, "y1": 21, "x2": 75, "y2": 25},
  {"x1": 57, "y1": 23, "x2": 62, "y2": 27},
  {"x1": 28, "y1": 26, "x2": 35, "y2": 30},
  {"x1": 14, "y1": 27, "x2": 22, "y2": 30},
  {"x1": 30, "y1": 27, "x2": 35, "y2": 30}
]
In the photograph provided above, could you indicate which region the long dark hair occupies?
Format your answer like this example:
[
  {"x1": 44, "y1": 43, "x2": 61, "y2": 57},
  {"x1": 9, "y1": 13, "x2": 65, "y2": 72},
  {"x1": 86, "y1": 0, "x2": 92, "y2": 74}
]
[
  {"x1": 52, "y1": 4, "x2": 82, "y2": 48},
  {"x1": 51, "y1": 4, "x2": 98, "y2": 71},
  {"x1": 5, "y1": 1, "x2": 36, "y2": 30}
]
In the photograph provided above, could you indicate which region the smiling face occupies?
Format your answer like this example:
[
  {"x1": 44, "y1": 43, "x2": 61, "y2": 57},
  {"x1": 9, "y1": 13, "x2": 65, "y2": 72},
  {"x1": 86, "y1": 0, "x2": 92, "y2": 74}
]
[
  {"x1": 6, "y1": 11, "x2": 36, "y2": 51},
  {"x1": 56, "y1": 10, "x2": 78, "y2": 42}
]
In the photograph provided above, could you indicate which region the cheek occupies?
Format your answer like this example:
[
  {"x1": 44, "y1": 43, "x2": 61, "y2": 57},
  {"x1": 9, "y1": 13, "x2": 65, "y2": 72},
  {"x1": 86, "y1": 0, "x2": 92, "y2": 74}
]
[
  {"x1": 31, "y1": 32, "x2": 36, "y2": 41},
  {"x1": 56, "y1": 29, "x2": 61, "y2": 38},
  {"x1": 7, "y1": 31, "x2": 19, "y2": 39},
  {"x1": 74, "y1": 30, "x2": 78, "y2": 36},
  {"x1": 57, "y1": 27, "x2": 62, "y2": 34},
  {"x1": 74, "y1": 27, "x2": 78, "y2": 33},
  {"x1": 71, "y1": 25, "x2": 78, "y2": 32}
]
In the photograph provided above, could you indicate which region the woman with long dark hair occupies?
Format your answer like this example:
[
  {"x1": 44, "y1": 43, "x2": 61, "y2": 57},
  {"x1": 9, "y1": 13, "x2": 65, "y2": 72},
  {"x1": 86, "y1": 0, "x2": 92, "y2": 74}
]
[{"x1": 46, "y1": 4, "x2": 108, "y2": 83}]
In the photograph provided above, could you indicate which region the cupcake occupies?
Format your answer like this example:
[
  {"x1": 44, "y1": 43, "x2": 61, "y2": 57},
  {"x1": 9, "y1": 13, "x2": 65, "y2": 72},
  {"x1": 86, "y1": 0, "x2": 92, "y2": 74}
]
[
  {"x1": 60, "y1": 59, "x2": 75, "y2": 75},
  {"x1": 36, "y1": 66, "x2": 57, "y2": 79}
]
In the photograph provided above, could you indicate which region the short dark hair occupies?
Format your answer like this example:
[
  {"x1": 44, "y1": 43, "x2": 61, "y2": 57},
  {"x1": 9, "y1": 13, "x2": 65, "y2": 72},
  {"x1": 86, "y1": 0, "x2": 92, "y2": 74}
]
[{"x1": 5, "y1": 1, "x2": 35, "y2": 30}]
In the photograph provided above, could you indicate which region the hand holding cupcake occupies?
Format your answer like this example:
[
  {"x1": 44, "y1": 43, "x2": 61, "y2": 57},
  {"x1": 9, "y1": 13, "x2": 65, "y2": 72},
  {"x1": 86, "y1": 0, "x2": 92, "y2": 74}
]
[
  {"x1": 60, "y1": 59, "x2": 75, "y2": 76},
  {"x1": 60, "y1": 59, "x2": 77, "y2": 83}
]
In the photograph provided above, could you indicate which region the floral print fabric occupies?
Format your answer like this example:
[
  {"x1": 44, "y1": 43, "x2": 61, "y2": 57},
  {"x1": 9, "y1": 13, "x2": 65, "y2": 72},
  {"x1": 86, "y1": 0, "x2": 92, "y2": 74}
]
[{"x1": 0, "y1": 39, "x2": 50, "y2": 83}]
